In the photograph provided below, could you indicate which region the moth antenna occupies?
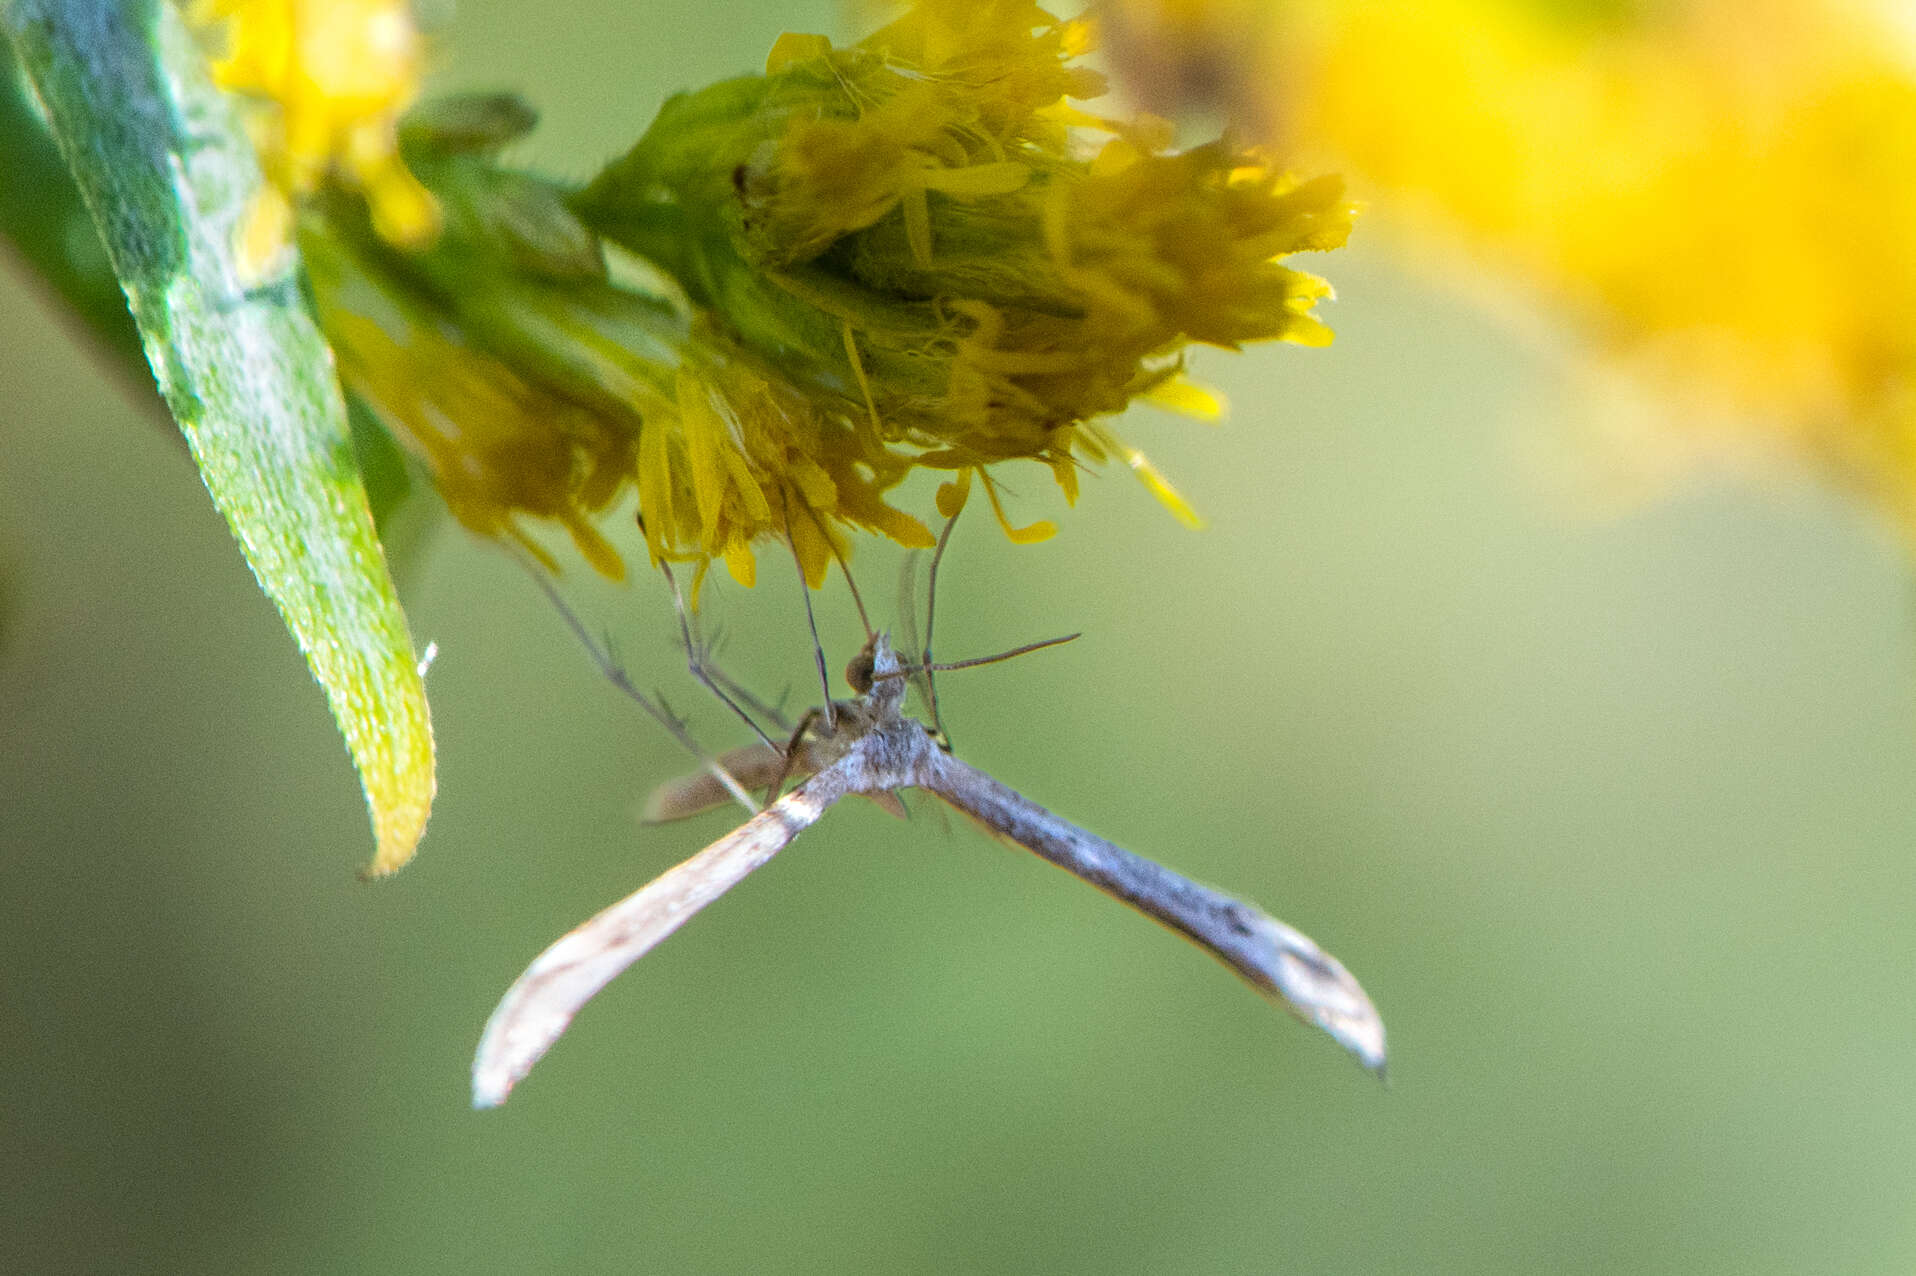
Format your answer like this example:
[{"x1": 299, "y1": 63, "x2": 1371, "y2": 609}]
[{"x1": 874, "y1": 632, "x2": 1081, "y2": 680}]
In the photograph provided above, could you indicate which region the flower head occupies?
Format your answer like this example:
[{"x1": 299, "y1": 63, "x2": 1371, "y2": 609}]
[
  {"x1": 302, "y1": 94, "x2": 928, "y2": 589},
  {"x1": 292, "y1": 2, "x2": 1351, "y2": 589},
  {"x1": 572, "y1": 0, "x2": 1352, "y2": 561}
]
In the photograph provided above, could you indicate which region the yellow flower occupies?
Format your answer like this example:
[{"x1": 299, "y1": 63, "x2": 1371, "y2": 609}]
[
  {"x1": 1109, "y1": 0, "x2": 1916, "y2": 524},
  {"x1": 575, "y1": 0, "x2": 1352, "y2": 561},
  {"x1": 194, "y1": 0, "x2": 438, "y2": 270},
  {"x1": 301, "y1": 93, "x2": 933, "y2": 590},
  {"x1": 294, "y1": 2, "x2": 1352, "y2": 589},
  {"x1": 302, "y1": 232, "x2": 638, "y2": 582}
]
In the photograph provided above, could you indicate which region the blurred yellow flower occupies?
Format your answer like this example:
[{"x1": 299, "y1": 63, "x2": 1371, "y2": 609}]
[
  {"x1": 1110, "y1": 0, "x2": 1916, "y2": 521},
  {"x1": 193, "y1": 0, "x2": 438, "y2": 270}
]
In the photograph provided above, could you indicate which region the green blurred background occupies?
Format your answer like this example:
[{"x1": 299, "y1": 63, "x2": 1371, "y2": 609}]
[{"x1": 7, "y1": 2, "x2": 1916, "y2": 1271}]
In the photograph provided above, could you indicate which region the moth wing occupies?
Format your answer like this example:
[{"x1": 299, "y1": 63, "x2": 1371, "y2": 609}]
[
  {"x1": 640, "y1": 743, "x2": 806, "y2": 824},
  {"x1": 474, "y1": 785, "x2": 834, "y2": 1107}
]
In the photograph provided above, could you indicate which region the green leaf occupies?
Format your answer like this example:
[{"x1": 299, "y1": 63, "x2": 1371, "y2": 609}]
[{"x1": 3, "y1": 0, "x2": 435, "y2": 874}]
